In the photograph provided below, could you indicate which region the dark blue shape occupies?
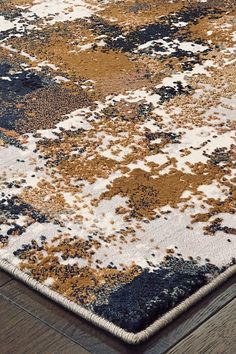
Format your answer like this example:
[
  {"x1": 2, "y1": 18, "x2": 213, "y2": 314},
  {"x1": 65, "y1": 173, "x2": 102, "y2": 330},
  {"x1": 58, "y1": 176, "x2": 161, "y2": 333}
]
[{"x1": 93, "y1": 257, "x2": 221, "y2": 332}]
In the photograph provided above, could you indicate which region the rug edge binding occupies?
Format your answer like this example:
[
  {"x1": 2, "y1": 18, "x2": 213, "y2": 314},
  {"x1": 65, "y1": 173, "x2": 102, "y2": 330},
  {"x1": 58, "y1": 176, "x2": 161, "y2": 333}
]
[{"x1": 0, "y1": 258, "x2": 235, "y2": 344}]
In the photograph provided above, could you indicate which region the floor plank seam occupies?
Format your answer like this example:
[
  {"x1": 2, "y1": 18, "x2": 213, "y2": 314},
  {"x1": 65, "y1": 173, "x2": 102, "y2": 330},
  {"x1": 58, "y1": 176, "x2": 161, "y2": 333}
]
[
  {"x1": 163, "y1": 296, "x2": 236, "y2": 354},
  {"x1": 0, "y1": 291, "x2": 91, "y2": 353},
  {"x1": 0, "y1": 279, "x2": 13, "y2": 288}
]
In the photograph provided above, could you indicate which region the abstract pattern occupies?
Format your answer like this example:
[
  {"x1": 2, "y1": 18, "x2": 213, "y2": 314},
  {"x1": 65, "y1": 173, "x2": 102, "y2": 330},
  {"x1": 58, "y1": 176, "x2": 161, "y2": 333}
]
[{"x1": 0, "y1": 0, "x2": 235, "y2": 337}]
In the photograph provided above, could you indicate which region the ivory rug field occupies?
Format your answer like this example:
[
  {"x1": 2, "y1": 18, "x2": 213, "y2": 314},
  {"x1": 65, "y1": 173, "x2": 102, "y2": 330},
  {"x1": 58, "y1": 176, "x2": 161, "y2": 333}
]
[{"x1": 0, "y1": 0, "x2": 236, "y2": 344}]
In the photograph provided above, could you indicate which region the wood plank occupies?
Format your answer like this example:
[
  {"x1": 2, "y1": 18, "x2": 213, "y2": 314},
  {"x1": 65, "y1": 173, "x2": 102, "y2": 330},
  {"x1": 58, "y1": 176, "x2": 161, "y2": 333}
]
[
  {"x1": 0, "y1": 270, "x2": 12, "y2": 287},
  {"x1": 167, "y1": 298, "x2": 236, "y2": 354},
  {"x1": 0, "y1": 294, "x2": 89, "y2": 354},
  {"x1": 0, "y1": 274, "x2": 235, "y2": 353},
  {"x1": 0, "y1": 279, "x2": 128, "y2": 354}
]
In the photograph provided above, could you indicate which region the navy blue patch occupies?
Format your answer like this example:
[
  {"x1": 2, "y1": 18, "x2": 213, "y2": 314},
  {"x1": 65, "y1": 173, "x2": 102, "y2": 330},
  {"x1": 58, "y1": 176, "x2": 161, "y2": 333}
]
[
  {"x1": 0, "y1": 61, "x2": 49, "y2": 130},
  {"x1": 0, "y1": 68, "x2": 45, "y2": 100},
  {"x1": 104, "y1": 6, "x2": 222, "y2": 53},
  {"x1": 93, "y1": 257, "x2": 221, "y2": 332}
]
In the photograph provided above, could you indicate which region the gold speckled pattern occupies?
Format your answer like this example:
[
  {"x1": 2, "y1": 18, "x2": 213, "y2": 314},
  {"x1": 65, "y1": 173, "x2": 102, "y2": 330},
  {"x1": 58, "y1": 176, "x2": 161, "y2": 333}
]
[{"x1": 0, "y1": 0, "x2": 235, "y2": 337}]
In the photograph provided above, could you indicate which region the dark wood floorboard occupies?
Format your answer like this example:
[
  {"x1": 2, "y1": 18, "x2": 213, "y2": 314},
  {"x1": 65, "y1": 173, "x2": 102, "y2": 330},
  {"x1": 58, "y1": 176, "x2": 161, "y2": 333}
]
[
  {"x1": 0, "y1": 270, "x2": 235, "y2": 353},
  {"x1": 0, "y1": 294, "x2": 89, "y2": 354},
  {"x1": 167, "y1": 298, "x2": 236, "y2": 354},
  {"x1": 0, "y1": 270, "x2": 12, "y2": 287}
]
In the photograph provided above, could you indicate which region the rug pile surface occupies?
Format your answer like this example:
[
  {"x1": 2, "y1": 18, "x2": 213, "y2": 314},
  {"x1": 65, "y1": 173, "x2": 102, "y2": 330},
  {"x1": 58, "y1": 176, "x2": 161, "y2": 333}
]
[{"x1": 0, "y1": 0, "x2": 235, "y2": 343}]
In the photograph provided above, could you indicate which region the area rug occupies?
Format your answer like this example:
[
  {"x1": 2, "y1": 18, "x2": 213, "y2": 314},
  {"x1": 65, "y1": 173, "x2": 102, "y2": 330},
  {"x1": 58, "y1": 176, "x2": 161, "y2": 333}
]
[{"x1": 0, "y1": 0, "x2": 235, "y2": 344}]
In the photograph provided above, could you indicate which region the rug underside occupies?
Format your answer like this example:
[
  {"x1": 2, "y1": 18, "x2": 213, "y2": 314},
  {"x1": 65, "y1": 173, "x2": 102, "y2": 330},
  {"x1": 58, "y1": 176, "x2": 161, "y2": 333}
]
[{"x1": 0, "y1": 0, "x2": 235, "y2": 343}]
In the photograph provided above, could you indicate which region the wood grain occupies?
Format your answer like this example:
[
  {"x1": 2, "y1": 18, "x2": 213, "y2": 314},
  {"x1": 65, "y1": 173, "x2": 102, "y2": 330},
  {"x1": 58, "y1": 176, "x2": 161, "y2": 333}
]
[
  {"x1": 167, "y1": 298, "x2": 236, "y2": 354},
  {"x1": 0, "y1": 279, "x2": 127, "y2": 354},
  {"x1": 0, "y1": 275, "x2": 235, "y2": 353},
  {"x1": 0, "y1": 270, "x2": 12, "y2": 287},
  {"x1": 0, "y1": 294, "x2": 89, "y2": 354}
]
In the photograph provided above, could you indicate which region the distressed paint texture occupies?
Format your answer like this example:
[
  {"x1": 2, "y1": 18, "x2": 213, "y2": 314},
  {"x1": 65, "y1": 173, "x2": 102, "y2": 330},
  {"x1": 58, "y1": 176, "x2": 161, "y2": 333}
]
[{"x1": 0, "y1": 0, "x2": 235, "y2": 334}]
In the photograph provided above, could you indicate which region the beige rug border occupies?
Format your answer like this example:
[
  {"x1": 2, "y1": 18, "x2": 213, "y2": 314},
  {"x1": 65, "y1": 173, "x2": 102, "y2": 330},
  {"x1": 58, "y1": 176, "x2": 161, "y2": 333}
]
[{"x1": 0, "y1": 258, "x2": 235, "y2": 344}]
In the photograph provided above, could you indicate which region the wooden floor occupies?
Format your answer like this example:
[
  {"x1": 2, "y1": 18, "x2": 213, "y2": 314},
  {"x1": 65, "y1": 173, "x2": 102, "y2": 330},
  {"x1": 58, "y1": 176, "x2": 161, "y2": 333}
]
[{"x1": 0, "y1": 270, "x2": 235, "y2": 354}]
